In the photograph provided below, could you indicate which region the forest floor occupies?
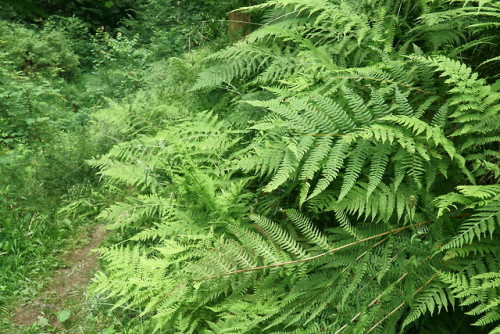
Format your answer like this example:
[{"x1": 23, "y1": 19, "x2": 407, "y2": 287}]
[{"x1": 3, "y1": 225, "x2": 114, "y2": 334}]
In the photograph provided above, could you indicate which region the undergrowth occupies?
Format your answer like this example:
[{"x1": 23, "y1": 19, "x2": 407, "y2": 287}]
[
  {"x1": 86, "y1": 1, "x2": 499, "y2": 333},
  {"x1": 1, "y1": 0, "x2": 498, "y2": 333}
]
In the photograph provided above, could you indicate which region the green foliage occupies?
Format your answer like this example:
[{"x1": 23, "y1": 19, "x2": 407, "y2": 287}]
[
  {"x1": 1, "y1": 0, "x2": 140, "y2": 30},
  {"x1": 88, "y1": 1, "x2": 499, "y2": 333},
  {"x1": 0, "y1": 21, "x2": 80, "y2": 78},
  {"x1": 1, "y1": 0, "x2": 498, "y2": 333},
  {"x1": 120, "y1": 0, "x2": 255, "y2": 57},
  {"x1": 0, "y1": 11, "x2": 115, "y2": 315},
  {"x1": 43, "y1": 15, "x2": 95, "y2": 68},
  {"x1": 410, "y1": 0, "x2": 500, "y2": 78},
  {"x1": 0, "y1": 19, "x2": 93, "y2": 148}
]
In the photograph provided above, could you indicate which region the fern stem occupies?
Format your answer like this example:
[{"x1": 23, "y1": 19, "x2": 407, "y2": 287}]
[
  {"x1": 341, "y1": 237, "x2": 390, "y2": 275},
  {"x1": 367, "y1": 254, "x2": 433, "y2": 308},
  {"x1": 294, "y1": 131, "x2": 346, "y2": 137},
  {"x1": 200, "y1": 19, "x2": 265, "y2": 27},
  {"x1": 366, "y1": 301, "x2": 406, "y2": 333},
  {"x1": 332, "y1": 76, "x2": 434, "y2": 96},
  {"x1": 338, "y1": 253, "x2": 431, "y2": 333},
  {"x1": 334, "y1": 324, "x2": 349, "y2": 334},
  {"x1": 366, "y1": 271, "x2": 440, "y2": 333},
  {"x1": 195, "y1": 221, "x2": 430, "y2": 281}
]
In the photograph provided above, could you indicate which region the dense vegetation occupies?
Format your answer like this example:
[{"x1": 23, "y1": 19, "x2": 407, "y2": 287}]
[{"x1": 1, "y1": 0, "x2": 499, "y2": 333}]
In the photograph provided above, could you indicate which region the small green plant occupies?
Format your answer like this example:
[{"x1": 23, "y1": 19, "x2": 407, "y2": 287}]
[{"x1": 56, "y1": 309, "x2": 71, "y2": 323}]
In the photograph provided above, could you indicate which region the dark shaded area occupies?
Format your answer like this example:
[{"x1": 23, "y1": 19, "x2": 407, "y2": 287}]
[{"x1": 1, "y1": 0, "x2": 137, "y2": 30}]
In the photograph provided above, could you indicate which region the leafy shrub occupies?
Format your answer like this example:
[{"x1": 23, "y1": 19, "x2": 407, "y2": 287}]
[
  {"x1": 0, "y1": 21, "x2": 80, "y2": 78},
  {"x1": 43, "y1": 15, "x2": 95, "y2": 69},
  {"x1": 0, "y1": 52, "x2": 60, "y2": 147},
  {"x1": 0, "y1": 13, "x2": 113, "y2": 312},
  {"x1": 121, "y1": 0, "x2": 265, "y2": 57}
]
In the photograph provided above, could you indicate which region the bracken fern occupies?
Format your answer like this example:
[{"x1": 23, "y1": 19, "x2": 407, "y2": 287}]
[{"x1": 90, "y1": 1, "x2": 500, "y2": 333}]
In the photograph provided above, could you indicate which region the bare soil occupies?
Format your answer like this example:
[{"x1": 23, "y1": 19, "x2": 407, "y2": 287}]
[{"x1": 11, "y1": 225, "x2": 107, "y2": 328}]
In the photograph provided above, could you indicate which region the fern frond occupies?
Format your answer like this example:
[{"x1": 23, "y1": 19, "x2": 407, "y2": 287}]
[{"x1": 442, "y1": 204, "x2": 500, "y2": 250}]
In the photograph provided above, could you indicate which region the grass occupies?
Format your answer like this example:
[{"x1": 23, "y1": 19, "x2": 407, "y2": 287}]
[{"x1": 0, "y1": 222, "x2": 116, "y2": 334}]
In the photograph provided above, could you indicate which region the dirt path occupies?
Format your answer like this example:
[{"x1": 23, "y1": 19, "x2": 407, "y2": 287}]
[{"x1": 11, "y1": 225, "x2": 107, "y2": 329}]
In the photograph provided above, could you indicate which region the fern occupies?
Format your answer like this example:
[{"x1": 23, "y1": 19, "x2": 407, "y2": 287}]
[
  {"x1": 442, "y1": 203, "x2": 499, "y2": 251},
  {"x1": 90, "y1": 1, "x2": 500, "y2": 333}
]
